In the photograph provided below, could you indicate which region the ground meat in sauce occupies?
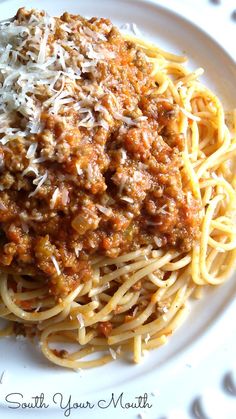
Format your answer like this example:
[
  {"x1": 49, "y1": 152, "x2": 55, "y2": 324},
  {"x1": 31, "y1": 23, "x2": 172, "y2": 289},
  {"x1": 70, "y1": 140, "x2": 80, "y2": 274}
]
[{"x1": 0, "y1": 9, "x2": 200, "y2": 298}]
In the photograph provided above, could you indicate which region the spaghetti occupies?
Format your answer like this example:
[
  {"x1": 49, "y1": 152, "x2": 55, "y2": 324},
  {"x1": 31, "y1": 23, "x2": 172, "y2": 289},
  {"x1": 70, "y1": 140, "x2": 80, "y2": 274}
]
[{"x1": 0, "y1": 9, "x2": 236, "y2": 369}]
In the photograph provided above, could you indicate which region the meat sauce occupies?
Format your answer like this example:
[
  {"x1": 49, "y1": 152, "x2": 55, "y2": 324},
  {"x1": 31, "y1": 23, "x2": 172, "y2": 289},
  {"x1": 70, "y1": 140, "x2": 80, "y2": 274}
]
[{"x1": 0, "y1": 9, "x2": 200, "y2": 297}]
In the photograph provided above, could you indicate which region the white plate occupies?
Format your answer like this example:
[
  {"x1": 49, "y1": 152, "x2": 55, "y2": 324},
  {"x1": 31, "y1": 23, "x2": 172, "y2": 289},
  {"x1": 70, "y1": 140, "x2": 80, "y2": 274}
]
[{"x1": 0, "y1": 1, "x2": 236, "y2": 418}]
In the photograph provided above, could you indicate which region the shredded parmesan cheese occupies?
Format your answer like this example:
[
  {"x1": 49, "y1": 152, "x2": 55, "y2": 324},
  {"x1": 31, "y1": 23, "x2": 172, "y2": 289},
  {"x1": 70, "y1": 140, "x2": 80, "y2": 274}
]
[
  {"x1": 29, "y1": 171, "x2": 48, "y2": 197},
  {"x1": 26, "y1": 143, "x2": 38, "y2": 159},
  {"x1": 153, "y1": 236, "x2": 162, "y2": 248},
  {"x1": 50, "y1": 187, "x2": 60, "y2": 209},
  {"x1": 0, "y1": 201, "x2": 7, "y2": 210},
  {"x1": 76, "y1": 313, "x2": 85, "y2": 329},
  {"x1": 144, "y1": 333, "x2": 150, "y2": 344},
  {"x1": 74, "y1": 243, "x2": 82, "y2": 257},
  {"x1": 132, "y1": 306, "x2": 139, "y2": 317},
  {"x1": 109, "y1": 348, "x2": 117, "y2": 360},
  {"x1": 121, "y1": 196, "x2": 134, "y2": 204},
  {"x1": 50, "y1": 255, "x2": 61, "y2": 275},
  {"x1": 96, "y1": 204, "x2": 112, "y2": 216},
  {"x1": 120, "y1": 148, "x2": 127, "y2": 164},
  {"x1": 76, "y1": 162, "x2": 83, "y2": 175}
]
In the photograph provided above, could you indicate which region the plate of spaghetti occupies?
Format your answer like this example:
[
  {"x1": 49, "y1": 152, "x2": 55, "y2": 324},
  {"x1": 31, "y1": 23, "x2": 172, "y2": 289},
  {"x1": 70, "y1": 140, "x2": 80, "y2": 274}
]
[{"x1": 0, "y1": 0, "x2": 236, "y2": 414}]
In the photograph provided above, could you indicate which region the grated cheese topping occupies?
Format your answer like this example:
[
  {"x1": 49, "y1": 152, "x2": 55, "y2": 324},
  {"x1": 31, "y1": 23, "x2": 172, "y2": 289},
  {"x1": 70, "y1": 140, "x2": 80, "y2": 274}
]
[
  {"x1": 29, "y1": 171, "x2": 48, "y2": 197},
  {"x1": 26, "y1": 142, "x2": 37, "y2": 159},
  {"x1": 76, "y1": 313, "x2": 85, "y2": 329},
  {"x1": 0, "y1": 8, "x2": 123, "y2": 197},
  {"x1": 50, "y1": 187, "x2": 60, "y2": 209},
  {"x1": 51, "y1": 255, "x2": 61, "y2": 275},
  {"x1": 0, "y1": 8, "x2": 200, "y2": 295},
  {"x1": 109, "y1": 348, "x2": 117, "y2": 360}
]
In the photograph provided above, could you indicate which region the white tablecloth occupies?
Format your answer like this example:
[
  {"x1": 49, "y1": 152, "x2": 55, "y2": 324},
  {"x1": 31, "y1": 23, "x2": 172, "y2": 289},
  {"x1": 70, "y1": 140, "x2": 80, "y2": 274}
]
[{"x1": 153, "y1": 0, "x2": 236, "y2": 58}]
